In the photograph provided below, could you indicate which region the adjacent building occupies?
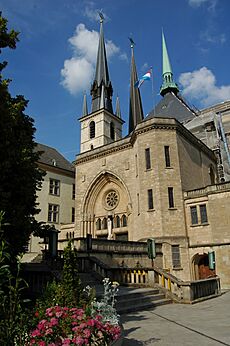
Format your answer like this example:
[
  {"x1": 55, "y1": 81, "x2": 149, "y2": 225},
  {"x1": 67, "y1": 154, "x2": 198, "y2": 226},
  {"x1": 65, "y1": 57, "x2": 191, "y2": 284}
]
[{"x1": 25, "y1": 143, "x2": 75, "y2": 260}]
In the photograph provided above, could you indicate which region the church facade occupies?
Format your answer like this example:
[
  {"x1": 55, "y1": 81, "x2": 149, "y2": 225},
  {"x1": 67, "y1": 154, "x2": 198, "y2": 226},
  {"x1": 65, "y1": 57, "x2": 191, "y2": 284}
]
[{"x1": 72, "y1": 19, "x2": 230, "y2": 287}]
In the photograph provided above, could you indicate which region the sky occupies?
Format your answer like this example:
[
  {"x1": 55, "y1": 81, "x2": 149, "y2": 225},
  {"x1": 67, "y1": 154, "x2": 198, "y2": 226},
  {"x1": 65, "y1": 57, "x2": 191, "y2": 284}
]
[{"x1": 1, "y1": 0, "x2": 230, "y2": 161}]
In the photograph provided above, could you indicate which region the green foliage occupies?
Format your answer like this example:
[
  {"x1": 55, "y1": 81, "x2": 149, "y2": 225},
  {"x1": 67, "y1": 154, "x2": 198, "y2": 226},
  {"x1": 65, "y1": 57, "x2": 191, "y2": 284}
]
[
  {"x1": 0, "y1": 240, "x2": 31, "y2": 346},
  {"x1": 62, "y1": 241, "x2": 83, "y2": 307},
  {"x1": 0, "y1": 13, "x2": 44, "y2": 256},
  {"x1": 35, "y1": 242, "x2": 84, "y2": 317}
]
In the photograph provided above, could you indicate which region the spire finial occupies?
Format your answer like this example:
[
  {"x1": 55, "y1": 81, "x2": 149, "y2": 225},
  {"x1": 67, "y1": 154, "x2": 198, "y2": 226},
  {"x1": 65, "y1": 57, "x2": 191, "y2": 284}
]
[
  {"x1": 128, "y1": 37, "x2": 135, "y2": 49},
  {"x1": 99, "y1": 11, "x2": 104, "y2": 24}
]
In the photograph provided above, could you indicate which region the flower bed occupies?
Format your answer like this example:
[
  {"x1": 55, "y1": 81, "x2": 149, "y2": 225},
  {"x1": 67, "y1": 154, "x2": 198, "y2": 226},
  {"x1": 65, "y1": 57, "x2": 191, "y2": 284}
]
[
  {"x1": 29, "y1": 305, "x2": 121, "y2": 345},
  {"x1": 28, "y1": 279, "x2": 122, "y2": 346}
]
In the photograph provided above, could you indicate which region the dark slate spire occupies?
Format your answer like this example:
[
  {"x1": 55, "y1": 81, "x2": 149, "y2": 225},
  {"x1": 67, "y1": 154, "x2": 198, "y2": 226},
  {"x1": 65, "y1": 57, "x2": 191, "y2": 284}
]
[
  {"x1": 128, "y1": 39, "x2": 144, "y2": 134},
  {"x1": 90, "y1": 14, "x2": 113, "y2": 113},
  {"x1": 82, "y1": 92, "x2": 88, "y2": 117},
  {"x1": 160, "y1": 30, "x2": 179, "y2": 97}
]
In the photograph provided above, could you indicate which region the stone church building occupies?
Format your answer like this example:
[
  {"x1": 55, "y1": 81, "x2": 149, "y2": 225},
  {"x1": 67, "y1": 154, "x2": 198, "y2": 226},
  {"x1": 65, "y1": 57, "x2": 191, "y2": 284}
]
[{"x1": 69, "y1": 18, "x2": 230, "y2": 288}]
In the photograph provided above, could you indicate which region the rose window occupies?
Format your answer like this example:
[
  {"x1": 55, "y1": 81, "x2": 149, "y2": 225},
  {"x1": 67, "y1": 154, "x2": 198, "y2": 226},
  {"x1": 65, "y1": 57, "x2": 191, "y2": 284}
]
[{"x1": 105, "y1": 190, "x2": 119, "y2": 210}]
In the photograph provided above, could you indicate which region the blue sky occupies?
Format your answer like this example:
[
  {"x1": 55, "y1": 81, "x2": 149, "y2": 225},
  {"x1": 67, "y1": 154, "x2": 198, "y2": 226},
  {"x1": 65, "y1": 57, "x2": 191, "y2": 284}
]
[{"x1": 1, "y1": 0, "x2": 230, "y2": 161}]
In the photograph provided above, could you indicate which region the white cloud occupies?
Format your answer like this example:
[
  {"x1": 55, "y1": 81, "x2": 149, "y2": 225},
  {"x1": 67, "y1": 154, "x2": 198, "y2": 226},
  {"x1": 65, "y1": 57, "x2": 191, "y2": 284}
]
[
  {"x1": 188, "y1": 0, "x2": 217, "y2": 10},
  {"x1": 60, "y1": 23, "x2": 120, "y2": 95},
  {"x1": 200, "y1": 29, "x2": 226, "y2": 45},
  {"x1": 179, "y1": 67, "x2": 230, "y2": 107}
]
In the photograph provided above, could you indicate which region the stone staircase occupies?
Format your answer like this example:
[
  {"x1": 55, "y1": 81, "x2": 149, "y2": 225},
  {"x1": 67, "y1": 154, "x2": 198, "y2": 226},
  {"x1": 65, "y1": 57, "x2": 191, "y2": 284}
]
[{"x1": 78, "y1": 273, "x2": 172, "y2": 314}]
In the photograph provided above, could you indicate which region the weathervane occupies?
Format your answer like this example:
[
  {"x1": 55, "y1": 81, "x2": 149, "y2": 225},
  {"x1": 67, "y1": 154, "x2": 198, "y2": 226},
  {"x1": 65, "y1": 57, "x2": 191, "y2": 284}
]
[
  {"x1": 128, "y1": 37, "x2": 135, "y2": 48},
  {"x1": 99, "y1": 11, "x2": 104, "y2": 23}
]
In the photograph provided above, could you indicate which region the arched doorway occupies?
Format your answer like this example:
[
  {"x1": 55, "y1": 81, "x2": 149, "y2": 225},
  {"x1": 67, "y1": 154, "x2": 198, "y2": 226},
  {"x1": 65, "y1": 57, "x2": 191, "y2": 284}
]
[
  {"x1": 192, "y1": 253, "x2": 216, "y2": 280},
  {"x1": 81, "y1": 171, "x2": 131, "y2": 240}
]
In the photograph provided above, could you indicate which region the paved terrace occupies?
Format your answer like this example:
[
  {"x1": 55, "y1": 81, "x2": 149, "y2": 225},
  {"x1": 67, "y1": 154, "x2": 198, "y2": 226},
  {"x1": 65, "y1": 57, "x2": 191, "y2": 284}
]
[{"x1": 121, "y1": 290, "x2": 230, "y2": 346}]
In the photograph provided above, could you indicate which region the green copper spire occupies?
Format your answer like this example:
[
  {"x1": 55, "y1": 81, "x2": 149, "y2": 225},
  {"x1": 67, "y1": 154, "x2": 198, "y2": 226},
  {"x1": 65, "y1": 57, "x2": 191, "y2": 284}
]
[{"x1": 160, "y1": 30, "x2": 179, "y2": 97}]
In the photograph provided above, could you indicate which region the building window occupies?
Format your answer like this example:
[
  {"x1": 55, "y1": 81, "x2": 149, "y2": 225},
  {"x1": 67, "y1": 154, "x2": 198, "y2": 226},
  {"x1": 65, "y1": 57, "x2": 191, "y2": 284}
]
[
  {"x1": 145, "y1": 148, "x2": 151, "y2": 170},
  {"x1": 71, "y1": 207, "x2": 75, "y2": 223},
  {"x1": 147, "y1": 189, "x2": 154, "y2": 210},
  {"x1": 72, "y1": 184, "x2": 75, "y2": 200},
  {"x1": 49, "y1": 179, "x2": 60, "y2": 196},
  {"x1": 200, "y1": 204, "x2": 208, "y2": 224},
  {"x1": 121, "y1": 215, "x2": 127, "y2": 227},
  {"x1": 110, "y1": 122, "x2": 115, "y2": 140},
  {"x1": 102, "y1": 217, "x2": 107, "y2": 230},
  {"x1": 164, "y1": 146, "x2": 171, "y2": 167},
  {"x1": 190, "y1": 206, "x2": 198, "y2": 225},
  {"x1": 114, "y1": 215, "x2": 120, "y2": 228},
  {"x1": 89, "y1": 121, "x2": 95, "y2": 139},
  {"x1": 168, "y1": 187, "x2": 174, "y2": 208},
  {"x1": 172, "y1": 245, "x2": 181, "y2": 268},
  {"x1": 96, "y1": 218, "x2": 101, "y2": 230},
  {"x1": 48, "y1": 204, "x2": 59, "y2": 223}
]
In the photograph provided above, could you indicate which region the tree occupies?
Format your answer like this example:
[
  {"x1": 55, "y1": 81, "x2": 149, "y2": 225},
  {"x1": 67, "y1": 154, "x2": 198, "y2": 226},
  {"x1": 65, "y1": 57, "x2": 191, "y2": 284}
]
[{"x1": 0, "y1": 13, "x2": 44, "y2": 256}]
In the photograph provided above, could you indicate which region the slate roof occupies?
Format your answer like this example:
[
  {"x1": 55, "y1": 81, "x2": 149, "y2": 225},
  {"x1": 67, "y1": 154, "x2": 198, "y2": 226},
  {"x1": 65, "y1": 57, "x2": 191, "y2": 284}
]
[
  {"x1": 35, "y1": 143, "x2": 74, "y2": 172},
  {"x1": 145, "y1": 92, "x2": 197, "y2": 124}
]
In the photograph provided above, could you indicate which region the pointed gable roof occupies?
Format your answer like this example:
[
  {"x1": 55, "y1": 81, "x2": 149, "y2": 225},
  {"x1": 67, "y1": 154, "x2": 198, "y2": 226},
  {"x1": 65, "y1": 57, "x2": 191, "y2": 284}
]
[{"x1": 146, "y1": 92, "x2": 197, "y2": 123}]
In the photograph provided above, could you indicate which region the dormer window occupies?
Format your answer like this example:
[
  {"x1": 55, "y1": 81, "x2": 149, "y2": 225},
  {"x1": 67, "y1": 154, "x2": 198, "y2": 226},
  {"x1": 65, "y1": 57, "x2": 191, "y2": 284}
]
[{"x1": 89, "y1": 121, "x2": 95, "y2": 139}]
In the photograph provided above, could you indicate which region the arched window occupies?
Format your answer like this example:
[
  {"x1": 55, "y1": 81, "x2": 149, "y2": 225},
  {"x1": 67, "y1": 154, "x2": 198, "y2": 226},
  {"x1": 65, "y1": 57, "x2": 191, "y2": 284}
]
[
  {"x1": 121, "y1": 214, "x2": 127, "y2": 227},
  {"x1": 110, "y1": 122, "x2": 115, "y2": 140},
  {"x1": 114, "y1": 215, "x2": 120, "y2": 228},
  {"x1": 102, "y1": 217, "x2": 107, "y2": 230},
  {"x1": 96, "y1": 218, "x2": 101, "y2": 230},
  {"x1": 89, "y1": 121, "x2": 95, "y2": 139},
  {"x1": 66, "y1": 232, "x2": 69, "y2": 239}
]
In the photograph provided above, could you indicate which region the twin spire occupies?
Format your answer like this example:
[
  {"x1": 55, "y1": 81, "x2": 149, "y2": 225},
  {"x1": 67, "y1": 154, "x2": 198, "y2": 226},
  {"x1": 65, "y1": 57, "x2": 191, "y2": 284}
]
[
  {"x1": 82, "y1": 18, "x2": 178, "y2": 133},
  {"x1": 90, "y1": 14, "x2": 113, "y2": 114}
]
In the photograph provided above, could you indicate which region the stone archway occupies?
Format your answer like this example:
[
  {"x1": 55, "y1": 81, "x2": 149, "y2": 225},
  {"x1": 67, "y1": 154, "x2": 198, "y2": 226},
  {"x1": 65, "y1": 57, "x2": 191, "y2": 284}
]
[
  {"x1": 81, "y1": 171, "x2": 132, "y2": 240},
  {"x1": 192, "y1": 253, "x2": 216, "y2": 280}
]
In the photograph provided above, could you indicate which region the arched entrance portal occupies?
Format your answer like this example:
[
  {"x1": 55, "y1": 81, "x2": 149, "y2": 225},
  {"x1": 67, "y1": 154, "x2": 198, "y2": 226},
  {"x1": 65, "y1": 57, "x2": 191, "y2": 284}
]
[
  {"x1": 81, "y1": 171, "x2": 131, "y2": 240},
  {"x1": 192, "y1": 253, "x2": 216, "y2": 280}
]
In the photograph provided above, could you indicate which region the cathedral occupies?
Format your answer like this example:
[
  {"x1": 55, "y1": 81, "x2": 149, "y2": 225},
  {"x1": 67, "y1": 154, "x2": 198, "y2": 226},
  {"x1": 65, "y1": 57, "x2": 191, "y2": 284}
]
[{"x1": 67, "y1": 17, "x2": 230, "y2": 288}]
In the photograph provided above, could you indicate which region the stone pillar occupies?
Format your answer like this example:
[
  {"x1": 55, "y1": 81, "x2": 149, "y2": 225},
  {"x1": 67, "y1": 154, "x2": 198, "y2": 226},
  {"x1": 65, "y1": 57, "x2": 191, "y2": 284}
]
[{"x1": 107, "y1": 215, "x2": 113, "y2": 240}]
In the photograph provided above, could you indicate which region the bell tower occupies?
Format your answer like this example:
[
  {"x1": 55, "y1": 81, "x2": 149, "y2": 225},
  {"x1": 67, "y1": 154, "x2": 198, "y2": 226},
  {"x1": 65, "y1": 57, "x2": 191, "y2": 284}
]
[{"x1": 79, "y1": 14, "x2": 124, "y2": 153}]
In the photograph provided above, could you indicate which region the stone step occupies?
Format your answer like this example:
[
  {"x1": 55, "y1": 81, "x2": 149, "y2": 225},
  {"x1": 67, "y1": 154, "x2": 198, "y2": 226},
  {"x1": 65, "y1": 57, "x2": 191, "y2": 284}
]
[{"x1": 117, "y1": 297, "x2": 172, "y2": 314}]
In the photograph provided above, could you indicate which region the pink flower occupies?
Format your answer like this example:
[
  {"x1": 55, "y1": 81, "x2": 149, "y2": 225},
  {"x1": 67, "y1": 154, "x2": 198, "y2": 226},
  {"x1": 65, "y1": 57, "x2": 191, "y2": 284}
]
[
  {"x1": 62, "y1": 338, "x2": 71, "y2": 345},
  {"x1": 87, "y1": 319, "x2": 95, "y2": 327},
  {"x1": 49, "y1": 317, "x2": 58, "y2": 326},
  {"x1": 46, "y1": 307, "x2": 54, "y2": 317},
  {"x1": 37, "y1": 319, "x2": 47, "y2": 331},
  {"x1": 73, "y1": 336, "x2": 84, "y2": 345},
  {"x1": 38, "y1": 342, "x2": 46, "y2": 346},
  {"x1": 83, "y1": 328, "x2": 91, "y2": 338},
  {"x1": 31, "y1": 329, "x2": 41, "y2": 337},
  {"x1": 45, "y1": 328, "x2": 53, "y2": 335}
]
